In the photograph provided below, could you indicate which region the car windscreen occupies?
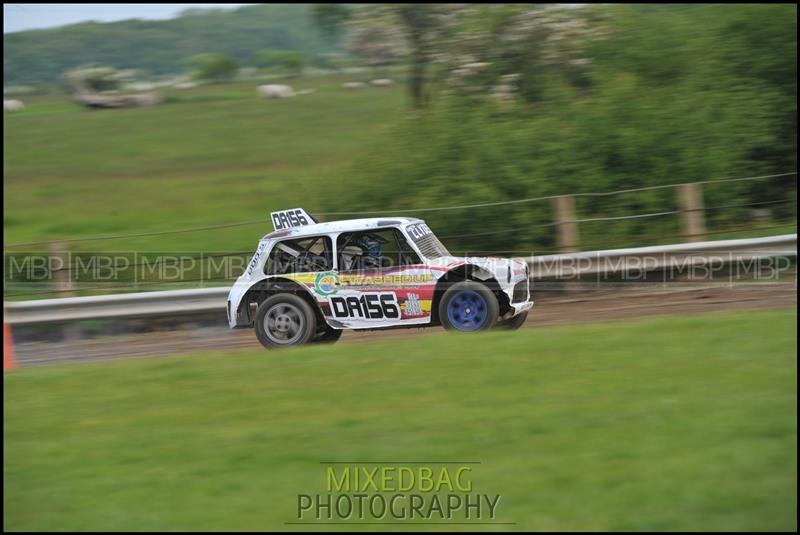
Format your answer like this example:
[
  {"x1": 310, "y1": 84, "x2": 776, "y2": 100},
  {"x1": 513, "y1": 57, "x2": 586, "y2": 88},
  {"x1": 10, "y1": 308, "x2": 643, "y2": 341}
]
[{"x1": 405, "y1": 222, "x2": 451, "y2": 259}]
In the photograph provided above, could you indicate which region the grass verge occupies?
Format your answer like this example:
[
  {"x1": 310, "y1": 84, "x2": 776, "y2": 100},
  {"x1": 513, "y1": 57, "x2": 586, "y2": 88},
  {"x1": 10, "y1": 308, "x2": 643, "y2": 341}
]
[{"x1": 4, "y1": 309, "x2": 797, "y2": 530}]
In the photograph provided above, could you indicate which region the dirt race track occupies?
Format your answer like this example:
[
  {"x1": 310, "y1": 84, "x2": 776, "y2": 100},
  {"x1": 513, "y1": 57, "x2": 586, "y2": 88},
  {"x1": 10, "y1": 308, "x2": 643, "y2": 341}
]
[{"x1": 11, "y1": 282, "x2": 797, "y2": 367}]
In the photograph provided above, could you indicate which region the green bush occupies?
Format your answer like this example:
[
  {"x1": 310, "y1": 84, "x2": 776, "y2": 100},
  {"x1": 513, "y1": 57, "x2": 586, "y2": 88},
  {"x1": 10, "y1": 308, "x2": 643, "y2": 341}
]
[
  {"x1": 250, "y1": 49, "x2": 305, "y2": 76},
  {"x1": 329, "y1": 4, "x2": 797, "y2": 253},
  {"x1": 186, "y1": 53, "x2": 240, "y2": 82}
]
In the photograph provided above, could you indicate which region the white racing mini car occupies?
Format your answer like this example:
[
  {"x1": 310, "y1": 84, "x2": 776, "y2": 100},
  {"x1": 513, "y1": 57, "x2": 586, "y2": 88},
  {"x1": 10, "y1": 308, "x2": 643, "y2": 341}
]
[{"x1": 227, "y1": 208, "x2": 534, "y2": 348}]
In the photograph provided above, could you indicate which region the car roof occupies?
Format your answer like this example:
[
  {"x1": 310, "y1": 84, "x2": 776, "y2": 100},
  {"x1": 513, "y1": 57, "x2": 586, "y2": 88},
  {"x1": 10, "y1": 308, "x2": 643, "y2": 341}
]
[{"x1": 262, "y1": 216, "x2": 424, "y2": 240}]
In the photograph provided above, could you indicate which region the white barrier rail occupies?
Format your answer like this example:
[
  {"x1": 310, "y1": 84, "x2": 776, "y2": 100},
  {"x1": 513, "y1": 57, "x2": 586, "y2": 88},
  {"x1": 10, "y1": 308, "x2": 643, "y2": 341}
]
[
  {"x1": 4, "y1": 234, "x2": 796, "y2": 325},
  {"x1": 529, "y1": 234, "x2": 797, "y2": 278}
]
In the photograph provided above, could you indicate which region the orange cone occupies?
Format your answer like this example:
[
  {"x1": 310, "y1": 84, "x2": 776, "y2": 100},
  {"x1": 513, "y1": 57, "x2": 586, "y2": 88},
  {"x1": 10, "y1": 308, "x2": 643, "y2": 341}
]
[{"x1": 4, "y1": 323, "x2": 17, "y2": 371}]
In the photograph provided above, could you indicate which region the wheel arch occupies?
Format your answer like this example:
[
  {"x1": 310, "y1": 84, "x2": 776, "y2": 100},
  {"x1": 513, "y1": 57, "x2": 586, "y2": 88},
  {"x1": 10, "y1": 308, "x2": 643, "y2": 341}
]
[
  {"x1": 430, "y1": 264, "x2": 510, "y2": 325},
  {"x1": 238, "y1": 277, "x2": 327, "y2": 329}
]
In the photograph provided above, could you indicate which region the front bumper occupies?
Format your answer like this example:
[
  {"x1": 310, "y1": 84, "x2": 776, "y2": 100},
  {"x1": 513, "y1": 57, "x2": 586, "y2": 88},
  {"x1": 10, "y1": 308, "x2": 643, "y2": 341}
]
[
  {"x1": 503, "y1": 266, "x2": 533, "y2": 317},
  {"x1": 509, "y1": 299, "x2": 534, "y2": 316}
]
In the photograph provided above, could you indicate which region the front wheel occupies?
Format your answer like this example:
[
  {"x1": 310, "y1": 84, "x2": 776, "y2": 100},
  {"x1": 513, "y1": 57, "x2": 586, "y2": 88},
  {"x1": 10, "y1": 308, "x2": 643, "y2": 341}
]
[
  {"x1": 439, "y1": 281, "x2": 499, "y2": 332},
  {"x1": 495, "y1": 311, "x2": 528, "y2": 330},
  {"x1": 255, "y1": 293, "x2": 317, "y2": 349}
]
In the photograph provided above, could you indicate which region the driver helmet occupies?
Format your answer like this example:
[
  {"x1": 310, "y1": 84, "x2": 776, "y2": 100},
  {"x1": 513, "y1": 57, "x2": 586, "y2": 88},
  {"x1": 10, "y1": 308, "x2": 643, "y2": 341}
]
[
  {"x1": 356, "y1": 235, "x2": 382, "y2": 265},
  {"x1": 362, "y1": 236, "x2": 381, "y2": 257}
]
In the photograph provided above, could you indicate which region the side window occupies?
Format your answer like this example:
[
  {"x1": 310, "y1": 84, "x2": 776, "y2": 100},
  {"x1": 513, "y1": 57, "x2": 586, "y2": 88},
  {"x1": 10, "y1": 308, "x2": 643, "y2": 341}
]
[
  {"x1": 337, "y1": 228, "x2": 422, "y2": 271},
  {"x1": 265, "y1": 235, "x2": 333, "y2": 275},
  {"x1": 394, "y1": 231, "x2": 422, "y2": 265}
]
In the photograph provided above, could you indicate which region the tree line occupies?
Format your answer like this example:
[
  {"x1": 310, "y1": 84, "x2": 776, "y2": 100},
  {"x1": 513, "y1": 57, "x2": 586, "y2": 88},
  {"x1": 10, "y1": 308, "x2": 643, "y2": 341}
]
[
  {"x1": 3, "y1": 4, "x2": 333, "y2": 86},
  {"x1": 327, "y1": 4, "x2": 797, "y2": 251}
]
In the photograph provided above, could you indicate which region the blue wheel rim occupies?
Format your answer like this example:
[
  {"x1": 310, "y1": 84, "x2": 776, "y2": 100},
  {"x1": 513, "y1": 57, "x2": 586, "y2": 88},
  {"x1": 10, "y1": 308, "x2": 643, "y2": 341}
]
[{"x1": 447, "y1": 290, "x2": 489, "y2": 331}]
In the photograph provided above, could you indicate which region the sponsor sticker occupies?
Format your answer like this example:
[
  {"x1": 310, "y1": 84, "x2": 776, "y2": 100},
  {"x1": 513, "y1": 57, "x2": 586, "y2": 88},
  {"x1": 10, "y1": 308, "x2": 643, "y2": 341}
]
[
  {"x1": 340, "y1": 273, "x2": 433, "y2": 287},
  {"x1": 404, "y1": 292, "x2": 423, "y2": 316},
  {"x1": 314, "y1": 271, "x2": 340, "y2": 296},
  {"x1": 406, "y1": 223, "x2": 434, "y2": 243},
  {"x1": 246, "y1": 241, "x2": 267, "y2": 276}
]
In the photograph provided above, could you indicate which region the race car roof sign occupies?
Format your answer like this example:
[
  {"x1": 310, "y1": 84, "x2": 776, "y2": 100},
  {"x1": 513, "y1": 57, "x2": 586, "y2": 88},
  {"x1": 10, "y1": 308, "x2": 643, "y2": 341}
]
[{"x1": 270, "y1": 208, "x2": 316, "y2": 231}]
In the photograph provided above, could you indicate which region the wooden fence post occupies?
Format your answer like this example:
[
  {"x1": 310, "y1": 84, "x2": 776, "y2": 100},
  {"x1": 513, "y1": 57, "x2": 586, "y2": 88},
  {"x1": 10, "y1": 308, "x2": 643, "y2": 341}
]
[
  {"x1": 49, "y1": 241, "x2": 80, "y2": 340},
  {"x1": 551, "y1": 195, "x2": 579, "y2": 253},
  {"x1": 49, "y1": 241, "x2": 73, "y2": 297},
  {"x1": 678, "y1": 183, "x2": 707, "y2": 243}
]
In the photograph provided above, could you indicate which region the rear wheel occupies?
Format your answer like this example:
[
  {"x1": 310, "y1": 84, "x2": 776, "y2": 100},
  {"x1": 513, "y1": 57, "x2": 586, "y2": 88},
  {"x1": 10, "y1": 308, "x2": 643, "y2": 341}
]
[
  {"x1": 255, "y1": 293, "x2": 317, "y2": 349},
  {"x1": 495, "y1": 311, "x2": 528, "y2": 330},
  {"x1": 439, "y1": 281, "x2": 498, "y2": 332},
  {"x1": 312, "y1": 326, "x2": 343, "y2": 344}
]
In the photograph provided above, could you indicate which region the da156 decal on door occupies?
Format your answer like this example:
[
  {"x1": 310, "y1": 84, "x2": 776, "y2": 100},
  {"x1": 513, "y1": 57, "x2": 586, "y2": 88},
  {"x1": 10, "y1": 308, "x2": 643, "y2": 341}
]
[{"x1": 329, "y1": 292, "x2": 400, "y2": 320}]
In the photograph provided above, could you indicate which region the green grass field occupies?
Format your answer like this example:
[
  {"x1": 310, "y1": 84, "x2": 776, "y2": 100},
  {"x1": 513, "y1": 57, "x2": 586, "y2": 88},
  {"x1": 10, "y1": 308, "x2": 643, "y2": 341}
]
[
  {"x1": 4, "y1": 309, "x2": 796, "y2": 531},
  {"x1": 3, "y1": 74, "x2": 405, "y2": 253}
]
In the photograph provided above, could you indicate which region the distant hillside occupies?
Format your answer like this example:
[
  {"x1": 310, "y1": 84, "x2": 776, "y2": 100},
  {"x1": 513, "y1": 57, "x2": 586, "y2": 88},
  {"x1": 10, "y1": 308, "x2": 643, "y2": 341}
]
[{"x1": 3, "y1": 4, "x2": 334, "y2": 85}]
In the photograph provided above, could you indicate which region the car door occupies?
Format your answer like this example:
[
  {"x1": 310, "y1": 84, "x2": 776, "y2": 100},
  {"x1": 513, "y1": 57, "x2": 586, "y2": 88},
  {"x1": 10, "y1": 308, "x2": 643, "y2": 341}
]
[{"x1": 326, "y1": 227, "x2": 436, "y2": 329}]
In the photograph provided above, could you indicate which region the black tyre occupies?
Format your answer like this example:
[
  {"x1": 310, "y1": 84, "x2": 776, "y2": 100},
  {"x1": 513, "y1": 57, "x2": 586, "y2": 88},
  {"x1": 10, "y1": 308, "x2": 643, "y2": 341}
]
[
  {"x1": 312, "y1": 326, "x2": 343, "y2": 344},
  {"x1": 439, "y1": 281, "x2": 499, "y2": 332},
  {"x1": 255, "y1": 293, "x2": 317, "y2": 349},
  {"x1": 495, "y1": 311, "x2": 528, "y2": 330}
]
